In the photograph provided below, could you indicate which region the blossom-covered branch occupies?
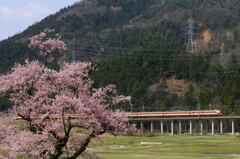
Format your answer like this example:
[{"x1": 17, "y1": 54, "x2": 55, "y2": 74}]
[
  {"x1": 28, "y1": 28, "x2": 68, "y2": 62},
  {"x1": 0, "y1": 60, "x2": 135, "y2": 159}
]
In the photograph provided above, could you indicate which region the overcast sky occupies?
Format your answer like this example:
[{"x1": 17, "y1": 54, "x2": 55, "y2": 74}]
[{"x1": 0, "y1": 0, "x2": 80, "y2": 41}]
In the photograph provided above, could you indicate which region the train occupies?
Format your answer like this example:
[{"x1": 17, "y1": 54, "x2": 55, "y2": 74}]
[{"x1": 128, "y1": 110, "x2": 222, "y2": 118}]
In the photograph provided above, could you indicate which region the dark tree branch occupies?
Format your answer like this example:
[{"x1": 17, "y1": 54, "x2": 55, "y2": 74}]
[
  {"x1": 67, "y1": 128, "x2": 106, "y2": 159},
  {"x1": 49, "y1": 114, "x2": 73, "y2": 159},
  {"x1": 17, "y1": 113, "x2": 43, "y2": 133},
  {"x1": 66, "y1": 129, "x2": 95, "y2": 159}
]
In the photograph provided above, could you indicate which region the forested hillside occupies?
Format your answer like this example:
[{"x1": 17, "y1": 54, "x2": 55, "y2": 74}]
[{"x1": 1, "y1": 0, "x2": 240, "y2": 114}]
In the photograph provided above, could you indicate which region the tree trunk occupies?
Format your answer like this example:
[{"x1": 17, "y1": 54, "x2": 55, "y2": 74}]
[{"x1": 66, "y1": 130, "x2": 95, "y2": 159}]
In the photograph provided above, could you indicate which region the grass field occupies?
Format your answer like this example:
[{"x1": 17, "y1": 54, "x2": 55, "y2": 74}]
[{"x1": 88, "y1": 134, "x2": 240, "y2": 159}]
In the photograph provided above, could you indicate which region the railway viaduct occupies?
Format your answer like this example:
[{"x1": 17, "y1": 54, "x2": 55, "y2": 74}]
[{"x1": 130, "y1": 116, "x2": 240, "y2": 135}]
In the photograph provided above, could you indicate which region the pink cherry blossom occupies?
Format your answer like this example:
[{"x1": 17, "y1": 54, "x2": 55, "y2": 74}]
[
  {"x1": 28, "y1": 28, "x2": 68, "y2": 62},
  {"x1": 0, "y1": 60, "x2": 135, "y2": 159}
]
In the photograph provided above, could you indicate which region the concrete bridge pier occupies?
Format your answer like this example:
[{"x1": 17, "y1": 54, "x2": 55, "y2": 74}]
[
  {"x1": 179, "y1": 121, "x2": 182, "y2": 135},
  {"x1": 220, "y1": 120, "x2": 223, "y2": 134},
  {"x1": 140, "y1": 122, "x2": 144, "y2": 131},
  {"x1": 200, "y1": 121, "x2": 203, "y2": 135},
  {"x1": 151, "y1": 122, "x2": 154, "y2": 133},
  {"x1": 171, "y1": 121, "x2": 174, "y2": 135},
  {"x1": 190, "y1": 120, "x2": 192, "y2": 135},
  {"x1": 232, "y1": 120, "x2": 235, "y2": 135},
  {"x1": 161, "y1": 121, "x2": 163, "y2": 134},
  {"x1": 212, "y1": 120, "x2": 215, "y2": 135}
]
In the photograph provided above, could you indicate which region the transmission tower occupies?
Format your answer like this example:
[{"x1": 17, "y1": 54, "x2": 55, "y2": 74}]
[
  {"x1": 219, "y1": 43, "x2": 225, "y2": 66},
  {"x1": 187, "y1": 18, "x2": 195, "y2": 54}
]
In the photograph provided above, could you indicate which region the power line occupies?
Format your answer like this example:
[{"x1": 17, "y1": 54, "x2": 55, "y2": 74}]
[
  {"x1": 95, "y1": 73, "x2": 240, "y2": 77},
  {"x1": 69, "y1": 44, "x2": 186, "y2": 52},
  {"x1": 72, "y1": 48, "x2": 240, "y2": 62},
  {"x1": 68, "y1": 43, "x2": 240, "y2": 57}
]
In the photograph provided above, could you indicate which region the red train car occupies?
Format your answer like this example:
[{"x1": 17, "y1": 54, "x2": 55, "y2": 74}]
[{"x1": 129, "y1": 110, "x2": 222, "y2": 118}]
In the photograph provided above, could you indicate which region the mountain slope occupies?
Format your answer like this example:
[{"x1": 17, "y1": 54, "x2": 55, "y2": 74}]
[{"x1": 1, "y1": 0, "x2": 240, "y2": 114}]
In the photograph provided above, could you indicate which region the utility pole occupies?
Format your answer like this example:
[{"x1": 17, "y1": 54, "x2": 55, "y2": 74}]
[
  {"x1": 187, "y1": 18, "x2": 195, "y2": 54},
  {"x1": 220, "y1": 43, "x2": 225, "y2": 66}
]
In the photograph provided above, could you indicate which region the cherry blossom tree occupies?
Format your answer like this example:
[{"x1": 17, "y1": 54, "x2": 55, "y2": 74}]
[
  {"x1": 0, "y1": 60, "x2": 134, "y2": 158},
  {"x1": 28, "y1": 28, "x2": 68, "y2": 63},
  {"x1": 0, "y1": 29, "x2": 135, "y2": 158}
]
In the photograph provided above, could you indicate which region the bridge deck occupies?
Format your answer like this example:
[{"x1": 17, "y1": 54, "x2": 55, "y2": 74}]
[{"x1": 130, "y1": 116, "x2": 240, "y2": 121}]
